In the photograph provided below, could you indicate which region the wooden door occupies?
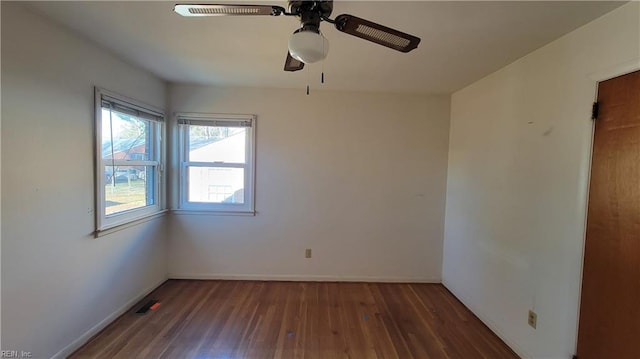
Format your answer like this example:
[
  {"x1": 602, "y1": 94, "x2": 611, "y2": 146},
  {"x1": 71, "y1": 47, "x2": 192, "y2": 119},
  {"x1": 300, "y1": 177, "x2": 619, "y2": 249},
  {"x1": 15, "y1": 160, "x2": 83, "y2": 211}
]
[{"x1": 577, "y1": 70, "x2": 640, "y2": 358}]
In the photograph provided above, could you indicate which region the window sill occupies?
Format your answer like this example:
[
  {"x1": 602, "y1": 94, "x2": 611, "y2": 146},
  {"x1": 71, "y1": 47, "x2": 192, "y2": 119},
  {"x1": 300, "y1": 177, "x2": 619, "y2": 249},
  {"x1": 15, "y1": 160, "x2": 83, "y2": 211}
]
[
  {"x1": 94, "y1": 210, "x2": 168, "y2": 238},
  {"x1": 171, "y1": 209, "x2": 256, "y2": 217}
]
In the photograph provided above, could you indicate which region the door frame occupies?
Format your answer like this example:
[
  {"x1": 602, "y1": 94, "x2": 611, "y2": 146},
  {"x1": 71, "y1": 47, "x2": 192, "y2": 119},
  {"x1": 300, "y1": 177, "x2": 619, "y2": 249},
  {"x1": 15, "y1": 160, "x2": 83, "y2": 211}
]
[{"x1": 573, "y1": 58, "x2": 640, "y2": 354}]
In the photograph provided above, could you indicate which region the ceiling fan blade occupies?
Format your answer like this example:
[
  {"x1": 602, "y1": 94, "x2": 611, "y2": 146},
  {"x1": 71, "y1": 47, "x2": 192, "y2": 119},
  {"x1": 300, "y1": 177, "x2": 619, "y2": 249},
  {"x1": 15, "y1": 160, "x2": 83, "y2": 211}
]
[
  {"x1": 174, "y1": 4, "x2": 285, "y2": 17},
  {"x1": 284, "y1": 52, "x2": 304, "y2": 72},
  {"x1": 334, "y1": 14, "x2": 420, "y2": 53}
]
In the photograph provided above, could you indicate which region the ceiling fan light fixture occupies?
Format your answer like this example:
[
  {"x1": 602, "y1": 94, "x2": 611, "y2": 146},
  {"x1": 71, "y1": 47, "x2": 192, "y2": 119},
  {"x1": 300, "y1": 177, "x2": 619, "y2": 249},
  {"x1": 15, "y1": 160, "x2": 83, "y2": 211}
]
[{"x1": 288, "y1": 28, "x2": 329, "y2": 64}]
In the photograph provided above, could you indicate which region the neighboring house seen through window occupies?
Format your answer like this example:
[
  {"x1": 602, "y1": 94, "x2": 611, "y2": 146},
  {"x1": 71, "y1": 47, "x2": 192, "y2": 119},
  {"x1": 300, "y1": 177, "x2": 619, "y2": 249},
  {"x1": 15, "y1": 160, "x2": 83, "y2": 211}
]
[
  {"x1": 95, "y1": 88, "x2": 165, "y2": 232},
  {"x1": 178, "y1": 114, "x2": 256, "y2": 214}
]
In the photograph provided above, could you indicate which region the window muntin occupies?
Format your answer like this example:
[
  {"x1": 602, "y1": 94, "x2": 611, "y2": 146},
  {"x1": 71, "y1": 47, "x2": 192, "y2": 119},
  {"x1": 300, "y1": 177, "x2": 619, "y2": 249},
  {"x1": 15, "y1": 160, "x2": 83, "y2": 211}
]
[
  {"x1": 178, "y1": 114, "x2": 255, "y2": 213},
  {"x1": 96, "y1": 88, "x2": 164, "y2": 231}
]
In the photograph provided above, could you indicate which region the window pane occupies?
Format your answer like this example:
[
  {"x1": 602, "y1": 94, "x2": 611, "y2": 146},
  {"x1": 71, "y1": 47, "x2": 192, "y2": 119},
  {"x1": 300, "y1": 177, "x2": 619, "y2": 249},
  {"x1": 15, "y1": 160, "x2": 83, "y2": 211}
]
[
  {"x1": 188, "y1": 167, "x2": 244, "y2": 204},
  {"x1": 105, "y1": 165, "x2": 155, "y2": 215},
  {"x1": 188, "y1": 126, "x2": 246, "y2": 163},
  {"x1": 102, "y1": 108, "x2": 152, "y2": 161}
]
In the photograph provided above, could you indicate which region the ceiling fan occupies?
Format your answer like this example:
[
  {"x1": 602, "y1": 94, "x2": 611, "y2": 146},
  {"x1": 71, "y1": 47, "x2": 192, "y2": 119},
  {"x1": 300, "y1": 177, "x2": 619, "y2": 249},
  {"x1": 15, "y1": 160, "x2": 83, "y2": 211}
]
[{"x1": 174, "y1": 1, "x2": 421, "y2": 72}]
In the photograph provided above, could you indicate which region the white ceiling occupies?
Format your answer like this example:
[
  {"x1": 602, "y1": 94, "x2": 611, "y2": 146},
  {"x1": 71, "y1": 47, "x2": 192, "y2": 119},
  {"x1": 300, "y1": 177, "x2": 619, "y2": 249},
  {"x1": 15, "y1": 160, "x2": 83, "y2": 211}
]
[{"x1": 26, "y1": 1, "x2": 625, "y2": 94}]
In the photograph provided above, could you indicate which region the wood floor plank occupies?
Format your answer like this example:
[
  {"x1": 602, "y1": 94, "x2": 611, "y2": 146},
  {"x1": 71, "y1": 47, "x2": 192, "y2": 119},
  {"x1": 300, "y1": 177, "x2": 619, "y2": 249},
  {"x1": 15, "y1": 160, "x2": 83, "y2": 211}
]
[{"x1": 70, "y1": 280, "x2": 519, "y2": 359}]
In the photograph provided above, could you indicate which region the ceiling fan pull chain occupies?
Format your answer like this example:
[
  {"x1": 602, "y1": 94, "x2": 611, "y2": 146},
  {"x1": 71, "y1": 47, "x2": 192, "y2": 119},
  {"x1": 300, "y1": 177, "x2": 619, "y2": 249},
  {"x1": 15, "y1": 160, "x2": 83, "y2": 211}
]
[
  {"x1": 307, "y1": 66, "x2": 311, "y2": 95},
  {"x1": 321, "y1": 39, "x2": 325, "y2": 84}
]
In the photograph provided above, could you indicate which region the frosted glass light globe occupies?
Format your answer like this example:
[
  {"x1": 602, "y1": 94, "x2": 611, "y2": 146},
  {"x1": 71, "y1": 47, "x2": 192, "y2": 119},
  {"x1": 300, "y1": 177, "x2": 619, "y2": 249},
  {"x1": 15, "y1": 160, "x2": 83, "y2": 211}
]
[{"x1": 288, "y1": 30, "x2": 329, "y2": 64}]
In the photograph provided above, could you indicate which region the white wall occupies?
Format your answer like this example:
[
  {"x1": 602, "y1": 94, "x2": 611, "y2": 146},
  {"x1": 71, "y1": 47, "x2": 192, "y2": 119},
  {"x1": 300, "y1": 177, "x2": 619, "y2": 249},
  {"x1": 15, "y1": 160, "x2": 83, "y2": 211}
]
[
  {"x1": 167, "y1": 85, "x2": 450, "y2": 282},
  {"x1": 1, "y1": 4, "x2": 168, "y2": 358},
  {"x1": 443, "y1": 3, "x2": 640, "y2": 358}
]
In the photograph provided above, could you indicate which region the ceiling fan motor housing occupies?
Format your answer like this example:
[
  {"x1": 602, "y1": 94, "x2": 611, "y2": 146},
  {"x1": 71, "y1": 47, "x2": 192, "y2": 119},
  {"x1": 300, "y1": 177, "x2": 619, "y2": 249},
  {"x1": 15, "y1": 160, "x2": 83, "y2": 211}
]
[{"x1": 288, "y1": 0, "x2": 333, "y2": 21}]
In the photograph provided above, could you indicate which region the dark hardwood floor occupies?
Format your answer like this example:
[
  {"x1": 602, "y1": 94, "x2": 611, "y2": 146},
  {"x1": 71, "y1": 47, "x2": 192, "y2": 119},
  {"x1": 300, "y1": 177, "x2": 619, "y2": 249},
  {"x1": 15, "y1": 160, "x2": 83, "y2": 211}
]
[{"x1": 70, "y1": 280, "x2": 518, "y2": 359}]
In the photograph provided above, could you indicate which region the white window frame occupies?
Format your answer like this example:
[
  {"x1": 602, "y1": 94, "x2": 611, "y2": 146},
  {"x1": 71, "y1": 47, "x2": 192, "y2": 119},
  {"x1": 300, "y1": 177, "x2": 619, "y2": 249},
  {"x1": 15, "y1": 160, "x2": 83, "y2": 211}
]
[
  {"x1": 95, "y1": 88, "x2": 165, "y2": 232},
  {"x1": 177, "y1": 113, "x2": 256, "y2": 215}
]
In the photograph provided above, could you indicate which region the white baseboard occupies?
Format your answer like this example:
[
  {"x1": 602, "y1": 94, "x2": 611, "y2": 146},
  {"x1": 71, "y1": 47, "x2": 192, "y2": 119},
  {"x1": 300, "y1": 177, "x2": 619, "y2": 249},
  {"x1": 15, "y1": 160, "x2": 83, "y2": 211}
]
[
  {"x1": 441, "y1": 279, "x2": 530, "y2": 359},
  {"x1": 169, "y1": 273, "x2": 441, "y2": 283},
  {"x1": 51, "y1": 277, "x2": 168, "y2": 359}
]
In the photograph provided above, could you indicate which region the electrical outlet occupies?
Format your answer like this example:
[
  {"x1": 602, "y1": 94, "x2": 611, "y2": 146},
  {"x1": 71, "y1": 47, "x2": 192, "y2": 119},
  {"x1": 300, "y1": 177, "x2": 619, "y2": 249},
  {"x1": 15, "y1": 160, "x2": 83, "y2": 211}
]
[
  {"x1": 305, "y1": 249, "x2": 312, "y2": 258},
  {"x1": 528, "y1": 310, "x2": 537, "y2": 329}
]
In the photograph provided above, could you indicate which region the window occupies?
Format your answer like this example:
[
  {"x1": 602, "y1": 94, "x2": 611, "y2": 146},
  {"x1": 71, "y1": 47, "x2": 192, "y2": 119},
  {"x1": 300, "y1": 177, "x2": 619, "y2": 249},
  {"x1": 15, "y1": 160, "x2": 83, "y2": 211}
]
[
  {"x1": 178, "y1": 113, "x2": 255, "y2": 214},
  {"x1": 95, "y1": 88, "x2": 165, "y2": 231}
]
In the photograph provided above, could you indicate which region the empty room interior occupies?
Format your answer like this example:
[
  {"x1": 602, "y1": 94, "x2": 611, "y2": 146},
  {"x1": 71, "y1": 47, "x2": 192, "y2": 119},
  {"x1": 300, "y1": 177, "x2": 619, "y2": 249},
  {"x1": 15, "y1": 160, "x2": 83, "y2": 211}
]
[{"x1": 1, "y1": 1, "x2": 639, "y2": 358}]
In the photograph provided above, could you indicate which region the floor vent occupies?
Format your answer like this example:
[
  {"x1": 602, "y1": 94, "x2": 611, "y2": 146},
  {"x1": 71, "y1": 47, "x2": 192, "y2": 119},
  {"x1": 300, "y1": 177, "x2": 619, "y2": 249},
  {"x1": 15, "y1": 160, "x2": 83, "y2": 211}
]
[{"x1": 136, "y1": 299, "x2": 160, "y2": 314}]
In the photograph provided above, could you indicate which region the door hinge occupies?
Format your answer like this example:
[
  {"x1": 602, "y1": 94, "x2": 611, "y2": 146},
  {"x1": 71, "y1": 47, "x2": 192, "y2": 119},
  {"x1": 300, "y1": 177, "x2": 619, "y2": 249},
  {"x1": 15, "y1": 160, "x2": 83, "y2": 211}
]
[{"x1": 591, "y1": 101, "x2": 599, "y2": 120}]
